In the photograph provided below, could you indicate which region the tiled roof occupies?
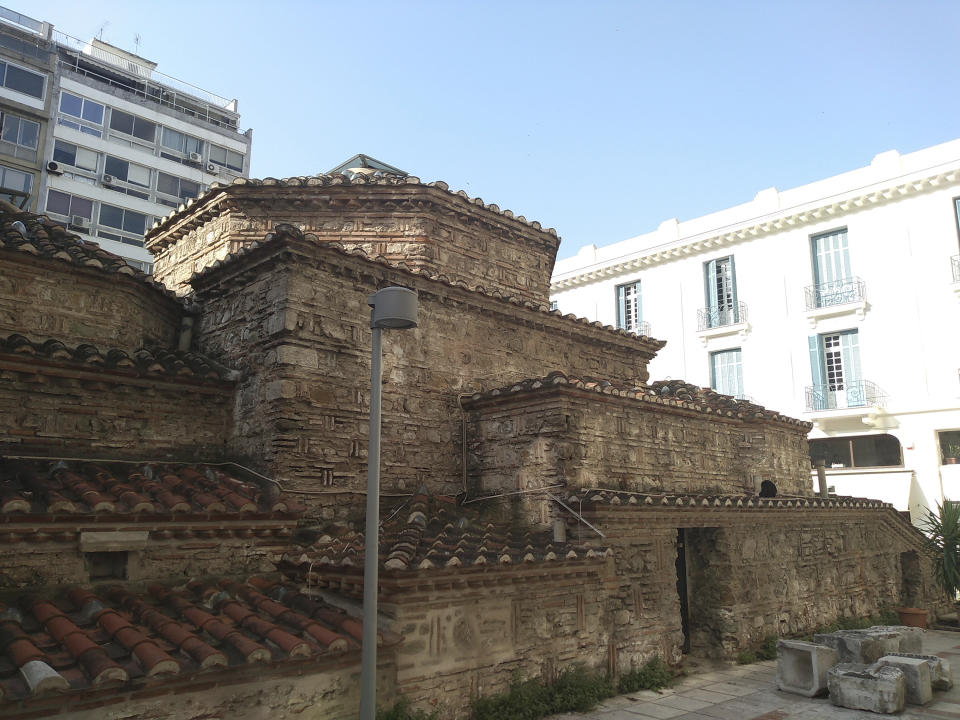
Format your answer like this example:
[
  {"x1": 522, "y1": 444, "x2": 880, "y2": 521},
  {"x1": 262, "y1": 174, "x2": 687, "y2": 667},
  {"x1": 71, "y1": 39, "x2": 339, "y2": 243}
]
[
  {"x1": 0, "y1": 576, "x2": 395, "y2": 703},
  {"x1": 463, "y1": 372, "x2": 811, "y2": 428},
  {"x1": 189, "y1": 224, "x2": 666, "y2": 350},
  {"x1": 563, "y1": 489, "x2": 893, "y2": 511},
  {"x1": 147, "y1": 172, "x2": 559, "y2": 241},
  {"x1": 0, "y1": 460, "x2": 302, "y2": 518},
  {"x1": 0, "y1": 334, "x2": 239, "y2": 383},
  {"x1": 281, "y1": 490, "x2": 611, "y2": 576},
  {"x1": 0, "y1": 211, "x2": 174, "y2": 299}
]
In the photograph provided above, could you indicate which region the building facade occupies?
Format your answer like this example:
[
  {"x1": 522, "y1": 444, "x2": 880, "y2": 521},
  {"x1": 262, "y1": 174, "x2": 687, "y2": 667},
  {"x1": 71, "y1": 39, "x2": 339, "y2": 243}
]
[
  {"x1": 0, "y1": 5, "x2": 252, "y2": 272},
  {"x1": 551, "y1": 139, "x2": 960, "y2": 524}
]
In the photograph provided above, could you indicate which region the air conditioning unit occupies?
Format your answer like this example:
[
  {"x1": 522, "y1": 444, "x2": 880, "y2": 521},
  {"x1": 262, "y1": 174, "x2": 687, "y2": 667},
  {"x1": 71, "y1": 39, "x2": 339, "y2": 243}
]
[
  {"x1": 70, "y1": 215, "x2": 89, "y2": 229},
  {"x1": 46, "y1": 160, "x2": 63, "y2": 175},
  {"x1": 102, "y1": 174, "x2": 114, "y2": 185},
  {"x1": 205, "y1": 162, "x2": 218, "y2": 173},
  {"x1": 188, "y1": 152, "x2": 202, "y2": 163}
]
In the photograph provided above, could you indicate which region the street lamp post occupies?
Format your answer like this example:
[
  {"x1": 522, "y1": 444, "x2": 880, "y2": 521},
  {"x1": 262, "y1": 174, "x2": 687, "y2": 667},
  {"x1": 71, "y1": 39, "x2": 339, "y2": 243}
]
[{"x1": 360, "y1": 287, "x2": 418, "y2": 720}]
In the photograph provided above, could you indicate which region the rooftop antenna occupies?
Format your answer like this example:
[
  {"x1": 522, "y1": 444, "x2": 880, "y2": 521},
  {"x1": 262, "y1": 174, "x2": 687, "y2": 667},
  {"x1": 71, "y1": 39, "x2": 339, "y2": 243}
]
[
  {"x1": 97, "y1": 21, "x2": 109, "y2": 41},
  {"x1": 134, "y1": 33, "x2": 141, "y2": 54}
]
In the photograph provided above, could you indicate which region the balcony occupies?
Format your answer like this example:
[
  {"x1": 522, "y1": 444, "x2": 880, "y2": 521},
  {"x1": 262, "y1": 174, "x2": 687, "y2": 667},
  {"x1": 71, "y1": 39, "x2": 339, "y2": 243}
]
[
  {"x1": 804, "y1": 277, "x2": 868, "y2": 328},
  {"x1": 696, "y1": 302, "x2": 749, "y2": 344},
  {"x1": 805, "y1": 380, "x2": 887, "y2": 413}
]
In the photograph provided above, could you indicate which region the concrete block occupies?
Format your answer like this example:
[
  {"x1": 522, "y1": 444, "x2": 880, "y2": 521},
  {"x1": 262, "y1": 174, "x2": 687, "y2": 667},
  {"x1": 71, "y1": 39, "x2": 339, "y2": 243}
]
[
  {"x1": 870, "y1": 626, "x2": 924, "y2": 653},
  {"x1": 886, "y1": 653, "x2": 952, "y2": 690},
  {"x1": 827, "y1": 663, "x2": 906, "y2": 714},
  {"x1": 877, "y1": 655, "x2": 932, "y2": 705},
  {"x1": 814, "y1": 631, "x2": 886, "y2": 664},
  {"x1": 776, "y1": 639, "x2": 839, "y2": 697}
]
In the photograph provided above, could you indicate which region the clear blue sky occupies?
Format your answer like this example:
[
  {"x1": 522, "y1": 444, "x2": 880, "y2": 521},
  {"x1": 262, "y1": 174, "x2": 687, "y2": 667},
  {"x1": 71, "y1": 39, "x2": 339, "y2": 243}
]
[{"x1": 36, "y1": 0, "x2": 960, "y2": 259}]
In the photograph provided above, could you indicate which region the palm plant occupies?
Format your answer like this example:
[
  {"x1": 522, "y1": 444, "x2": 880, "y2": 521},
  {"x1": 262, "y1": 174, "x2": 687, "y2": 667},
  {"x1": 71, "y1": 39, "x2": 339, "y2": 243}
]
[{"x1": 920, "y1": 501, "x2": 960, "y2": 600}]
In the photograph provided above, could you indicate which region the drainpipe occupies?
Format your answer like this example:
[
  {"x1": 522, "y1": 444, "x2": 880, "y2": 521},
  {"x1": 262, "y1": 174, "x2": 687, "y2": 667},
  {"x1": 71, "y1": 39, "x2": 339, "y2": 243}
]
[
  {"x1": 815, "y1": 459, "x2": 829, "y2": 499},
  {"x1": 178, "y1": 316, "x2": 195, "y2": 352}
]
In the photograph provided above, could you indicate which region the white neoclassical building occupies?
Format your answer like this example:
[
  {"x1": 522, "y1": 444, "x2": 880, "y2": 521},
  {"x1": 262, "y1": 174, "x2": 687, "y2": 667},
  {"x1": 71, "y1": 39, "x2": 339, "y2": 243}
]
[{"x1": 551, "y1": 139, "x2": 960, "y2": 523}]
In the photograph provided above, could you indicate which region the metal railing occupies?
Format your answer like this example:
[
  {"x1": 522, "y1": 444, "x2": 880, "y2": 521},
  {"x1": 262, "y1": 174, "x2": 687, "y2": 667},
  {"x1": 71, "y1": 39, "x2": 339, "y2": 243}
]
[
  {"x1": 632, "y1": 320, "x2": 652, "y2": 337},
  {"x1": 805, "y1": 380, "x2": 887, "y2": 412},
  {"x1": 698, "y1": 301, "x2": 748, "y2": 331},
  {"x1": 952, "y1": 255, "x2": 959, "y2": 283},
  {"x1": 53, "y1": 31, "x2": 242, "y2": 132},
  {"x1": 805, "y1": 277, "x2": 865, "y2": 310}
]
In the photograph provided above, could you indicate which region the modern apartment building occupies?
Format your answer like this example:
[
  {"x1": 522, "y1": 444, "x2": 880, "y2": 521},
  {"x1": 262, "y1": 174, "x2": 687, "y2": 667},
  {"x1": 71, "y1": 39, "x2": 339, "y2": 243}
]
[
  {"x1": 551, "y1": 139, "x2": 960, "y2": 523},
  {"x1": 0, "y1": 6, "x2": 252, "y2": 272}
]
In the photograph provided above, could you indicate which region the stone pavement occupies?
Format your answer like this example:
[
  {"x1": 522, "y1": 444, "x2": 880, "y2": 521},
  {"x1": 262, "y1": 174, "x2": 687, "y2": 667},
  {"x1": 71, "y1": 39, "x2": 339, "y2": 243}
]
[{"x1": 551, "y1": 630, "x2": 960, "y2": 720}]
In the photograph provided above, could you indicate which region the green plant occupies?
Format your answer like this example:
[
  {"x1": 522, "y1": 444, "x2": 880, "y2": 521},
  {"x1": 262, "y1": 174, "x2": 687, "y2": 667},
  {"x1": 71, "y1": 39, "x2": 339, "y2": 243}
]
[
  {"x1": 471, "y1": 666, "x2": 615, "y2": 720},
  {"x1": 758, "y1": 635, "x2": 778, "y2": 660},
  {"x1": 736, "y1": 649, "x2": 758, "y2": 665},
  {"x1": 377, "y1": 697, "x2": 439, "y2": 720},
  {"x1": 617, "y1": 656, "x2": 673, "y2": 693},
  {"x1": 920, "y1": 501, "x2": 960, "y2": 600}
]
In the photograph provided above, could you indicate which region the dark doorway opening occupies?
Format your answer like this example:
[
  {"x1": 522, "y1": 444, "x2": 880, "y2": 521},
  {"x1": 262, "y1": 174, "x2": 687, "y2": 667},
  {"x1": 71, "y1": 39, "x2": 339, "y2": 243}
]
[{"x1": 676, "y1": 528, "x2": 690, "y2": 653}]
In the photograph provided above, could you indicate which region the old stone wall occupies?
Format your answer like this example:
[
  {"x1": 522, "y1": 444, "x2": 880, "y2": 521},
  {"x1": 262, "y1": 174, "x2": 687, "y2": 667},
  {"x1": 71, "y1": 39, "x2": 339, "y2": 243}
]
[
  {"x1": 0, "y1": 255, "x2": 181, "y2": 350},
  {"x1": 465, "y1": 389, "x2": 813, "y2": 499},
  {"x1": 149, "y1": 184, "x2": 560, "y2": 306},
  {"x1": 0, "y1": 364, "x2": 233, "y2": 459},
  {"x1": 384, "y1": 564, "x2": 617, "y2": 718},
  {"x1": 190, "y1": 238, "x2": 656, "y2": 508}
]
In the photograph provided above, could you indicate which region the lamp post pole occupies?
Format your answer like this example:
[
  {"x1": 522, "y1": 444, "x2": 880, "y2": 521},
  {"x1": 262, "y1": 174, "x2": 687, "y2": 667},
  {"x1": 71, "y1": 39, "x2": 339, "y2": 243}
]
[{"x1": 359, "y1": 287, "x2": 418, "y2": 720}]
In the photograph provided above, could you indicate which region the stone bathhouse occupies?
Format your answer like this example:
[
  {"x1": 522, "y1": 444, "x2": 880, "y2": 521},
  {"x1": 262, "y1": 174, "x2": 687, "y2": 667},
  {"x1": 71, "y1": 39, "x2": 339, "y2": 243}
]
[{"x1": 0, "y1": 171, "x2": 946, "y2": 718}]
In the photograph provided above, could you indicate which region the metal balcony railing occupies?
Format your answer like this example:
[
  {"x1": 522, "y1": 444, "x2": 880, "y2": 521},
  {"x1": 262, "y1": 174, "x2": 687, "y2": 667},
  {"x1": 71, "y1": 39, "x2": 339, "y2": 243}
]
[
  {"x1": 805, "y1": 380, "x2": 887, "y2": 412},
  {"x1": 952, "y1": 255, "x2": 960, "y2": 283},
  {"x1": 631, "y1": 321, "x2": 651, "y2": 337},
  {"x1": 805, "y1": 277, "x2": 865, "y2": 310},
  {"x1": 697, "y1": 301, "x2": 748, "y2": 331}
]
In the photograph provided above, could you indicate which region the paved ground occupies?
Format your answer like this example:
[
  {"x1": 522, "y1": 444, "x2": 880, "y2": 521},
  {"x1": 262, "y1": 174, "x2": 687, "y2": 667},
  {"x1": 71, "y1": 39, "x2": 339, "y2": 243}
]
[{"x1": 551, "y1": 629, "x2": 960, "y2": 719}]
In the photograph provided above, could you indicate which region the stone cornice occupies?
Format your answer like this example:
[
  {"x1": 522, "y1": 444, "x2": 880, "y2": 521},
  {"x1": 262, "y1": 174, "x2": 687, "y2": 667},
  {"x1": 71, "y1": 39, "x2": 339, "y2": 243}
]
[
  {"x1": 552, "y1": 167, "x2": 960, "y2": 290},
  {"x1": 145, "y1": 174, "x2": 560, "y2": 254}
]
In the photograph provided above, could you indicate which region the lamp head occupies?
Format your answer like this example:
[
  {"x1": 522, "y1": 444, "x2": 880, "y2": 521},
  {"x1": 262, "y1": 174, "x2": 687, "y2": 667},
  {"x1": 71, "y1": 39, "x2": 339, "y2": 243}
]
[{"x1": 369, "y1": 287, "x2": 418, "y2": 329}]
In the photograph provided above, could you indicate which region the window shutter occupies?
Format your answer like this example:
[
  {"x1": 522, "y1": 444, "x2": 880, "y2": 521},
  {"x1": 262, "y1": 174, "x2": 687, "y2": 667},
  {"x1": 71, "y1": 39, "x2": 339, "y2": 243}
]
[
  {"x1": 808, "y1": 335, "x2": 825, "y2": 388},
  {"x1": 617, "y1": 285, "x2": 626, "y2": 329},
  {"x1": 729, "y1": 255, "x2": 739, "y2": 322},
  {"x1": 841, "y1": 331, "x2": 861, "y2": 382},
  {"x1": 705, "y1": 259, "x2": 718, "y2": 310}
]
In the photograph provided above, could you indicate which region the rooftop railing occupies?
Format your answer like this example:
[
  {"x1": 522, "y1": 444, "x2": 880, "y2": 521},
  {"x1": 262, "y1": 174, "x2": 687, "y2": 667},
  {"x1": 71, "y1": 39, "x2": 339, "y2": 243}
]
[
  {"x1": 805, "y1": 276, "x2": 866, "y2": 311},
  {"x1": 805, "y1": 380, "x2": 886, "y2": 412},
  {"x1": 697, "y1": 301, "x2": 748, "y2": 331},
  {"x1": 952, "y1": 255, "x2": 959, "y2": 283}
]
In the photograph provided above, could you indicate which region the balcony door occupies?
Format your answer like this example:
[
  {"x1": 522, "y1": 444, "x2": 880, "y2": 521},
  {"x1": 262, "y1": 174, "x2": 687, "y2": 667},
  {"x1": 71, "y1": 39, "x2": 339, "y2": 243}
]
[
  {"x1": 812, "y1": 229, "x2": 853, "y2": 305},
  {"x1": 809, "y1": 330, "x2": 862, "y2": 409},
  {"x1": 704, "y1": 256, "x2": 737, "y2": 327}
]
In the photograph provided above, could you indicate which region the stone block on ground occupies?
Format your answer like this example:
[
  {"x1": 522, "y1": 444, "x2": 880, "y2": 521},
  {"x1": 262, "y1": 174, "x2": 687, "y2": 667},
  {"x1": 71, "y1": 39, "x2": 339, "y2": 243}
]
[
  {"x1": 886, "y1": 653, "x2": 952, "y2": 690},
  {"x1": 870, "y1": 626, "x2": 924, "y2": 653},
  {"x1": 877, "y1": 655, "x2": 932, "y2": 705},
  {"x1": 827, "y1": 663, "x2": 906, "y2": 714},
  {"x1": 776, "y1": 639, "x2": 838, "y2": 697},
  {"x1": 814, "y1": 631, "x2": 886, "y2": 664}
]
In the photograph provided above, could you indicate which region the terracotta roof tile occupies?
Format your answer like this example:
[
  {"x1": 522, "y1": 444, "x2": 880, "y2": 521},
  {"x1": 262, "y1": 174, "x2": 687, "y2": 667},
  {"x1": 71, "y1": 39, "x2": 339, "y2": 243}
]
[
  {"x1": 462, "y1": 371, "x2": 812, "y2": 428},
  {"x1": 0, "y1": 333, "x2": 240, "y2": 383},
  {"x1": 561, "y1": 489, "x2": 894, "y2": 512},
  {"x1": 0, "y1": 576, "x2": 384, "y2": 704},
  {"x1": 0, "y1": 460, "x2": 302, "y2": 520},
  {"x1": 282, "y1": 490, "x2": 611, "y2": 577},
  {"x1": 0, "y1": 212, "x2": 176, "y2": 299}
]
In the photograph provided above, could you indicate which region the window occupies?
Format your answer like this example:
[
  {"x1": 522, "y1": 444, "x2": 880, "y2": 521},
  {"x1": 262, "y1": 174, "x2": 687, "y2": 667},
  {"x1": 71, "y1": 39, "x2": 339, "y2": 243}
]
[
  {"x1": 808, "y1": 330, "x2": 862, "y2": 409},
  {"x1": 810, "y1": 228, "x2": 860, "y2": 307},
  {"x1": 46, "y1": 189, "x2": 93, "y2": 220},
  {"x1": 52, "y1": 140, "x2": 98, "y2": 173},
  {"x1": 85, "y1": 551, "x2": 127, "y2": 580},
  {"x1": 108, "y1": 109, "x2": 156, "y2": 143},
  {"x1": 209, "y1": 144, "x2": 244, "y2": 172},
  {"x1": 104, "y1": 155, "x2": 151, "y2": 187},
  {"x1": 0, "y1": 164, "x2": 32, "y2": 204},
  {"x1": 616, "y1": 281, "x2": 642, "y2": 333},
  {"x1": 710, "y1": 348, "x2": 743, "y2": 398},
  {"x1": 809, "y1": 434, "x2": 902, "y2": 468},
  {"x1": 939, "y1": 430, "x2": 960, "y2": 465},
  {"x1": 98, "y1": 202, "x2": 148, "y2": 246},
  {"x1": 156, "y1": 171, "x2": 200, "y2": 202},
  {"x1": 550, "y1": 300, "x2": 558, "y2": 311},
  {"x1": 160, "y1": 127, "x2": 202, "y2": 159},
  {"x1": 0, "y1": 112, "x2": 39, "y2": 160},
  {"x1": 0, "y1": 60, "x2": 45, "y2": 99},
  {"x1": 703, "y1": 256, "x2": 739, "y2": 327},
  {"x1": 58, "y1": 92, "x2": 104, "y2": 137}
]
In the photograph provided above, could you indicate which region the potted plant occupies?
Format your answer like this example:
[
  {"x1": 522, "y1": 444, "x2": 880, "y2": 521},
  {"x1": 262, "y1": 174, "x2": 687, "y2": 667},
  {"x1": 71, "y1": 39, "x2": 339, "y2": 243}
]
[{"x1": 918, "y1": 501, "x2": 960, "y2": 621}]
